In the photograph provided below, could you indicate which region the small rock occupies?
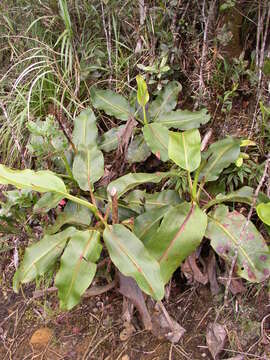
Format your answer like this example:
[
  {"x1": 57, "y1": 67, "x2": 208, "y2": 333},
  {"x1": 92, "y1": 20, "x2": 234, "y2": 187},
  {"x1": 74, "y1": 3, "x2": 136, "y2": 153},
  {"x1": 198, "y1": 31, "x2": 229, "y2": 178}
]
[
  {"x1": 30, "y1": 327, "x2": 53, "y2": 348},
  {"x1": 121, "y1": 355, "x2": 129, "y2": 360},
  {"x1": 119, "y1": 322, "x2": 135, "y2": 341}
]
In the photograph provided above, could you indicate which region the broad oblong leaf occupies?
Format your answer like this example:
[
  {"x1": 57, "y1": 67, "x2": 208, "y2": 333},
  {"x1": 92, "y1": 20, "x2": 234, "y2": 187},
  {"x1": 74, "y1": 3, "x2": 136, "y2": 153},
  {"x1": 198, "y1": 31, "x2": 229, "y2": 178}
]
[
  {"x1": 136, "y1": 75, "x2": 149, "y2": 107},
  {"x1": 103, "y1": 224, "x2": 164, "y2": 300},
  {"x1": 126, "y1": 134, "x2": 151, "y2": 163},
  {"x1": 198, "y1": 137, "x2": 241, "y2": 182},
  {"x1": 46, "y1": 201, "x2": 92, "y2": 234},
  {"x1": 107, "y1": 172, "x2": 171, "y2": 199},
  {"x1": 0, "y1": 165, "x2": 67, "y2": 193},
  {"x1": 55, "y1": 230, "x2": 102, "y2": 310},
  {"x1": 143, "y1": 124, "x2": 169, "y2": 161},
  {"x1": 168, "y1": 129, "x2": 201, "y2": 172},
  {"x1": 72, "y1": 108, "x2": 104, "y2": 190},
  {"x1": 0, "y1": 164, "x2": 98, "y2": 215},
  {"x1": 134, "y1": 206, "x2": 171, "y2": 243},
  {"x1": 91, "y1": 87, "x2": 131, "y2": 121},
  {"x1": 34, "y1": 192, "x2": 64, "y2": 213},
  {"x1": 204, "y1": 186, "x2": 254, "y2": 210},
  {"x1": 145, "y1": 202, "x2": 207, "y2": 283},
  {"x1": 123, "y1": 189, "x2": 182, "y2": 213},
  {"x1": 149, "y1": 81, "x2": 181, "y2": 120},
  {"x1": 72, "y1": 108, "x2": 99, "y2": 149},
  {"x1": 206, "y1": 205, "x2": 270, "y2": 282},
  {"x1": 73, "y1": 147, "x2": 104, "y2": 191},
  {"x1": 256, "y1": 202, "x2": 270, "y2": 226},
  {"x1": 156, "y1": 108, "x2": 210, "y2": 130},
  {"x1": 99, "y1": 125, "x2": 125, "y2": 152},
  {"x1": 13, "y1": 227, "x2": 76, "y2": 292}
]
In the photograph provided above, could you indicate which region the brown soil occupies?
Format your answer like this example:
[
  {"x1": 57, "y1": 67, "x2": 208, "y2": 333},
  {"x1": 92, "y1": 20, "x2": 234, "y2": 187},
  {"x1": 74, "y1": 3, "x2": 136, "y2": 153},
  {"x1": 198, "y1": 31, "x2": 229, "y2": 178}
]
[{"x1": 1, "y1": 274, "x2": 270, "y2": 360}]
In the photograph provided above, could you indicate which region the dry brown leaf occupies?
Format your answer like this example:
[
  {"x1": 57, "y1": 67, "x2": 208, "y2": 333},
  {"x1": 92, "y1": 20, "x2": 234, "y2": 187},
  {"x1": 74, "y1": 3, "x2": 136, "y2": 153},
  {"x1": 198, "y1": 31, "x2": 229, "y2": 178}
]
[
  {"x1": 189, "y1": 253, "x2": 208, "y2": 285},
  {"x1": 207, "y1": 251, "x2": 221, "y2": 295},
  {"x1": 117, "y1": 117, "x2": 137, "y2": 155},
  {"x1": 182, "y1": 253, "x2": 208, "y2": 285},
  {"x1": 151, "y1": 303, "x2": 185, "y2": 343},
  {"x1": 229, "y1": 278, "x2": 246, "y2": 295},
  {"x1": 119, "y1": 273, "x2": 152, "y2": 330},
  {"x1": 206, "y1": 322, "x2": 226, "y2": 359}
]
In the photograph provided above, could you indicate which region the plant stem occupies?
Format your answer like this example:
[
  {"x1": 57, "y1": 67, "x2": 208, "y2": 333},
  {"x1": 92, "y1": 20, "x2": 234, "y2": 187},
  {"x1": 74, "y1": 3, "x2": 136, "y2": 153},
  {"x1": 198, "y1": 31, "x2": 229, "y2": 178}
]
[
  {"x1": 187, "y1": 172, "x2": 193, "y2": 200},
  {"x1": 192, "y1": 170, "x2": 199, "y2": 202},
  {"x1": 196, "y1": 180, "x2": 205, "y2": 203},
  {"x1": 143, "y1": 106, "x2": 148, "y2": 125},
  {"x1": 64, "y1": 192, "x2": 106, "y2": 225},
  {"x1": 61, "y1": 153, "x2": 74, "y2": 179}
]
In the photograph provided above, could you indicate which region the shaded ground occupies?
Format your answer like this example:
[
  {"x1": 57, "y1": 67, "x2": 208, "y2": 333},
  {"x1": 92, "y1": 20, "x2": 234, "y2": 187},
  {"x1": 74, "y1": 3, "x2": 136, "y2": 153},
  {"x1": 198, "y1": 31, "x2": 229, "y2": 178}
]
[{"x1": 1, "y1": 272, "x2": 270, "y2": 360}]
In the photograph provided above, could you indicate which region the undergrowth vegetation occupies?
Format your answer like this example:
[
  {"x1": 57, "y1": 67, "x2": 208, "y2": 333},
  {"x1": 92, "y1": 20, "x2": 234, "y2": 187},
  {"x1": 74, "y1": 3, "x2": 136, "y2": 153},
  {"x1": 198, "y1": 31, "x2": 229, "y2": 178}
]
[{"x1": 0, "y1": 0, "x2": 270, "y2": 348}]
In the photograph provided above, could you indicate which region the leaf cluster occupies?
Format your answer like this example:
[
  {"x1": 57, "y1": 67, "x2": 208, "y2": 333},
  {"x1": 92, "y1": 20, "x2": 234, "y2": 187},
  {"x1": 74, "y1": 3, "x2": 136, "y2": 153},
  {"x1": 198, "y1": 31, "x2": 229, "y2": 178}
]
[{"x1": 1, "y1": 79, "x2": 269, "y2": 311}]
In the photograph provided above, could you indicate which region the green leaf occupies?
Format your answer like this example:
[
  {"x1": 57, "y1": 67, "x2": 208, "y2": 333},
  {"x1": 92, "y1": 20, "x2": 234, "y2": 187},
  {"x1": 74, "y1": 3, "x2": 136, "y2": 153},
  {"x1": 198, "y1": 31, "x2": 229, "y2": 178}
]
[
  {"x1": 136, "y1": 75, "x2": 149, "y2": 107},
  {"x1": 55, "y1": 230, "x2": 102, "y2": 310},
  {"x1": 263, "y1": 57, "x2": 270, "y2": 76},
  {"x1": 256, "y1": 202, "x2": 270, "y2": 226},
  {"x1": 0, "y1": 164, "x2": 98, "y2": 216},
  {"x1": 99, "y1": 125, "x2": 125, "y2": 152},
  {"x1": 204, "y1": 186, "x2": 254, "y2": 210},
  {"x1": 72, "y1": 108, "x2": 98, "y2": 149},
  {"x1": 145, "y1": 202, "x2": 207, "y2": 283},
  {"x1": 107, "y1": 172, "x2": 171, "y2": 199},
  {"x1": 198, "y1": 137, "x2": 241, "y2": 182},
  {"x1": 123, "y1": 189, "x2": 182, "y2": 213},
  {"x1": 0, "y1": 165, "x2": 67, "y2": 194},
  {"x1": 72, "y1": 147, "x2": 104, "y2": 191},
  {"x1": 206, "y1": 205, "x2": 270, "y2": 283},
  {"x1": 168, "y1": 129, "x2": 201, "y2": 172},
  {"x1": 91, "y1": 87, "x2": 131, "y2": 121},
  {"x1": 240, "y1": 139, "x2": 256, "y2": 147},
  {"x1": 34, "y1": 192, "x2": 64, "y2": 213},
  {"x1": 13, "y1": 227, "x2": 76, "y2": 292},
  {"x1": 103, "y1": 224, "x2": 164, "y2": 300},
  {"x1": 134, "y1": 206, "x2": 171, "y2": 243},
  {"x1": 72, "y1": 108, "x2": 104, "y2": 190},
  {"x1": 126, "y1": 134, "x2": 151, "y2": 163},
  {"x1": 156, "y1": 108, "x2": 210, "y2": 129},
  {"x1": 148, "y1": 81, "x2": 181, "y2": 120},
  {"x1": 143, "y1": 124, "x2": 169, "y2": 161},
  {"x1": 46, "y1": 201, "x2": 92, "y2": 234}
]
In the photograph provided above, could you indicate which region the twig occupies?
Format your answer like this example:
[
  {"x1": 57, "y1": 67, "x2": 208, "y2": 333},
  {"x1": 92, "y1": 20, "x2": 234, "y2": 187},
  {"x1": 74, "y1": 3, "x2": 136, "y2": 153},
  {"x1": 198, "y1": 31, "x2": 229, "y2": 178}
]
[
  {"x1": 101, "y1": 0, "x2": 112, "y2": 86},
  {"x1": 258, "y1": 2, "x2": 270, "y2": 86},
  {"x1": 0, "y1": 100, "x2": 26, "y2": 166},
  {"x1": 138, "y1": 0, "x2": 146, "y2": 26},
  {"x1": 85, "y1": 332, "x2": 111, "y2": 360},
  {"x1": 200, "y1": 129, "x2": 212, "y2": 151},
  {"x1": 250, "y1": 1, "x2": 270, "y2": 137},
  {"x1": 157, "y1": 300, "x2": 174, "y2": 331},
  {"x1": 57, "y1": 91, "x2": 77, "y2": 154},
  {"x1": 224, "y1": 153, "x2": 270, "y2": 306},
  {"x1": 82, "y1": 311, "x2": 104, "y2": 360},
  {"x1": 110, "y1": 187, "x2": 118, "y2": 224},
  {"x1": 32, "y1": 280, "x2": 116, "y2": 299},
  {"x1": 199, "y1": 0, "x2": 216, "y2": 95}
]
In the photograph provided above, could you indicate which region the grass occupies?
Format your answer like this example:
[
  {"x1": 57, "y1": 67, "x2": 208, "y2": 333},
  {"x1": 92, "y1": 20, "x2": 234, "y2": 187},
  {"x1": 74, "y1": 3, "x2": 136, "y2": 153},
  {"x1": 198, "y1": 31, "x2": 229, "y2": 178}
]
[{"x1": 0, "y1": 0, "x2": 269, "y2": 170}]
